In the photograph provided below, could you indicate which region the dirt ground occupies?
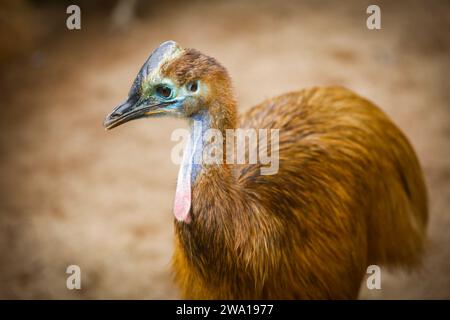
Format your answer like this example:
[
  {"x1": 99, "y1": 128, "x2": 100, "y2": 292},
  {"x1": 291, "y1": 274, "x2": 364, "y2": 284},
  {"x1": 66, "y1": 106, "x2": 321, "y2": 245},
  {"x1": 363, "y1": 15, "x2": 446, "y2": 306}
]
[{"x1": 0, "y1": 0, "x2": 449, "y2": 299}]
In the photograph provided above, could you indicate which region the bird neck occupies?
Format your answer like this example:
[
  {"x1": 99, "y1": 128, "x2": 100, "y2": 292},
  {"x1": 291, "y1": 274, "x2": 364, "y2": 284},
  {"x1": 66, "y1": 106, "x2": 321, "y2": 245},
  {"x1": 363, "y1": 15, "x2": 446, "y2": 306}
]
[
  {"x1": 187, "y1": 111, "x2": 212, "y2": 184},
  {"x1": 174, "y1": 101, "x2": 237, "y2": 223}
]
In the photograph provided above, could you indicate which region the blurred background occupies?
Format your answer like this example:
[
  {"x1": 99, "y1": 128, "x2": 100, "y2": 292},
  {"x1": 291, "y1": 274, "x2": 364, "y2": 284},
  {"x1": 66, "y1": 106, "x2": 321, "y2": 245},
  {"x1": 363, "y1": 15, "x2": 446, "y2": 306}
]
[{"x1": 0, "y1": 0, "x2": 449, "y2": 299}]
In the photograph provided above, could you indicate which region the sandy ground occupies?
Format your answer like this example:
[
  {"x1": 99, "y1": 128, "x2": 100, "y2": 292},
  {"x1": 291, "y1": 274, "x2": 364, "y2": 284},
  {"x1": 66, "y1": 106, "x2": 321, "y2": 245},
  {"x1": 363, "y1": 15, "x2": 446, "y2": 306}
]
[{"x1": 0, "y1": 0, "x2": 449, "y2": 299}]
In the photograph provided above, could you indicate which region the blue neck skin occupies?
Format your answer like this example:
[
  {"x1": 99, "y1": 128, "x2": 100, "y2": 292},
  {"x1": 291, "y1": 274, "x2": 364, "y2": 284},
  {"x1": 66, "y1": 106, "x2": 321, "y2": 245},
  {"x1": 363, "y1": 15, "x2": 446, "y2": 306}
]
[{"x1": 187, "y1": 111, "x2": 211, "y2": 184}]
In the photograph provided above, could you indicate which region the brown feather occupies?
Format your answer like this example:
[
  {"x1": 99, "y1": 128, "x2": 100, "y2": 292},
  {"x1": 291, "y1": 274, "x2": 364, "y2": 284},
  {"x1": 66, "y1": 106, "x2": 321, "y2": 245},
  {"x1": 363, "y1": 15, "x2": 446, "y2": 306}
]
[{"x1": 164, "y1": 51, "x2": 428, "y2": 299}]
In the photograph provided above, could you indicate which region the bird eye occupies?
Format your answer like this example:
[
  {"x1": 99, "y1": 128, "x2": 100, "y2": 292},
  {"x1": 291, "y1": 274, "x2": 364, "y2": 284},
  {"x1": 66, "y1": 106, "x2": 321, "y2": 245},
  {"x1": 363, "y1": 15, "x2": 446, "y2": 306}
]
[
  {"x1": 155, "y1": 85, "x2": 173, "y2": 99},
  {"x1": 187, "y1": 81, "x2": 198, "y2": 93}
]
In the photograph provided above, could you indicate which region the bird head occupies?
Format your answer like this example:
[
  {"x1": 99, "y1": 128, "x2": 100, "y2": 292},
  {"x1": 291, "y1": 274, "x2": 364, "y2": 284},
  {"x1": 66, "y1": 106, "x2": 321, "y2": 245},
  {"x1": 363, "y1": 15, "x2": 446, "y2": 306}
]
[{"x1": 103, "y1": 40, "x2": 235, "y2": 130}]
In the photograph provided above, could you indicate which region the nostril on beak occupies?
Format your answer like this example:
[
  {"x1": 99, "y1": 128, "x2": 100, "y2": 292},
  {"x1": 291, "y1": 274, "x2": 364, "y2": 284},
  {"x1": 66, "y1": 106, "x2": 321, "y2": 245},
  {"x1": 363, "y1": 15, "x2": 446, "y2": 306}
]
[
  {"x1": 109, "y1": 110, "x2": 123, "y2": 119},
  {"x1": 104, "y1": 99, "x2": 134, "y2": 128}
]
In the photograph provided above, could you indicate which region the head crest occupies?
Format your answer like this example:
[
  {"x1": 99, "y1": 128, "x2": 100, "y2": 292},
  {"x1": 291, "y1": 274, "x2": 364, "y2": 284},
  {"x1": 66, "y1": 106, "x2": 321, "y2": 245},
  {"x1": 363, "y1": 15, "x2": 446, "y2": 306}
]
[{"x1": 141, "y1": 41, "x2": 183, "y2": 78}]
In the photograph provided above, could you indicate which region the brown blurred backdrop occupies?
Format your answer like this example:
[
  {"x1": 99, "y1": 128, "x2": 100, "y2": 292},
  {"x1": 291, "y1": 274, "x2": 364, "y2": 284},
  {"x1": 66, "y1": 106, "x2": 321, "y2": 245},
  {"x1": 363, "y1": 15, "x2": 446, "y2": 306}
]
[{"x1": 0, "y1": 0, "x2": 449, "y2": 299}]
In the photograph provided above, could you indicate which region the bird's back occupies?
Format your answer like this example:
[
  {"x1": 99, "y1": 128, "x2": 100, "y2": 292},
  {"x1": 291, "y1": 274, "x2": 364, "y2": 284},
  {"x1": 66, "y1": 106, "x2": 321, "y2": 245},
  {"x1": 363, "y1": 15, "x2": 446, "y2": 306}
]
[{"x1": 238, "y1": 86, "x2": 428, "y2": 273}]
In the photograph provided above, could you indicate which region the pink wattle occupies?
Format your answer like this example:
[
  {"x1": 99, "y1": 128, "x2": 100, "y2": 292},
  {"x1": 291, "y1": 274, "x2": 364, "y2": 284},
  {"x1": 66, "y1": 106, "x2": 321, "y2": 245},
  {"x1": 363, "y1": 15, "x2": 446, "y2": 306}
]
[
  {"x1": 174, "y1": 130, "x2": 200, "y2": 224},
  {"x1": 174, "y1": 183, "x2": 191, "y2": 223}
]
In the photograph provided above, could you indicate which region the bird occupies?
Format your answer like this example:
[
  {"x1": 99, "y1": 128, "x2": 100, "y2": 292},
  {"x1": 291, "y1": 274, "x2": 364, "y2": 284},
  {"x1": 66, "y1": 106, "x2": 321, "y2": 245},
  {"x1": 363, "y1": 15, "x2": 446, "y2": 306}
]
[{"x1": 103, "y1": 41, "x2": 428, "y2": 299}]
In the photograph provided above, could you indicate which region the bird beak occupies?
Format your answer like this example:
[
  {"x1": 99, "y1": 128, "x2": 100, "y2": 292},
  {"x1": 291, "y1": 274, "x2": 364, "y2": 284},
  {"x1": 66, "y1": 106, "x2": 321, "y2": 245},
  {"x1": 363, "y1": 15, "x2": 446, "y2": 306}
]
[{"x1": 103, "y1": 96, "x2": 171, "y2": 130}]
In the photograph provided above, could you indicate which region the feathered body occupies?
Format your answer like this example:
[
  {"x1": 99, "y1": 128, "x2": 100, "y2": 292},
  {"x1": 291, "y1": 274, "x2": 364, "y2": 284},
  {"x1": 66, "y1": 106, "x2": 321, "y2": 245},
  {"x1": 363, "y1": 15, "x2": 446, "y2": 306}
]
[
  {"x1": 172, "y1": 86, "x2": 428, "y2": 299},
  {"x1": 104, "y1": 42, "x2": 428, "y2": 299}
]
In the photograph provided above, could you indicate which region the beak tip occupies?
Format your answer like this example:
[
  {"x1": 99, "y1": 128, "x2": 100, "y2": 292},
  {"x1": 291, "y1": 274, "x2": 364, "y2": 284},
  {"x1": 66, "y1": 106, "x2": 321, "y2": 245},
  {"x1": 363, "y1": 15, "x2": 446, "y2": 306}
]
[{"x1": 102, "y1": 117, "x2": 112, "y2": 130}]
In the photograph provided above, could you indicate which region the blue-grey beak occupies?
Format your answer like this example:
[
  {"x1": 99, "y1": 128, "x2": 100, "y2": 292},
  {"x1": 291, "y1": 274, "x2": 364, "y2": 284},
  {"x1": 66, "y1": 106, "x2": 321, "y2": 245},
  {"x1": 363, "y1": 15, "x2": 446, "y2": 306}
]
[{"x1": 103, "y1": 96, "x2": 172, "y2": 130}]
